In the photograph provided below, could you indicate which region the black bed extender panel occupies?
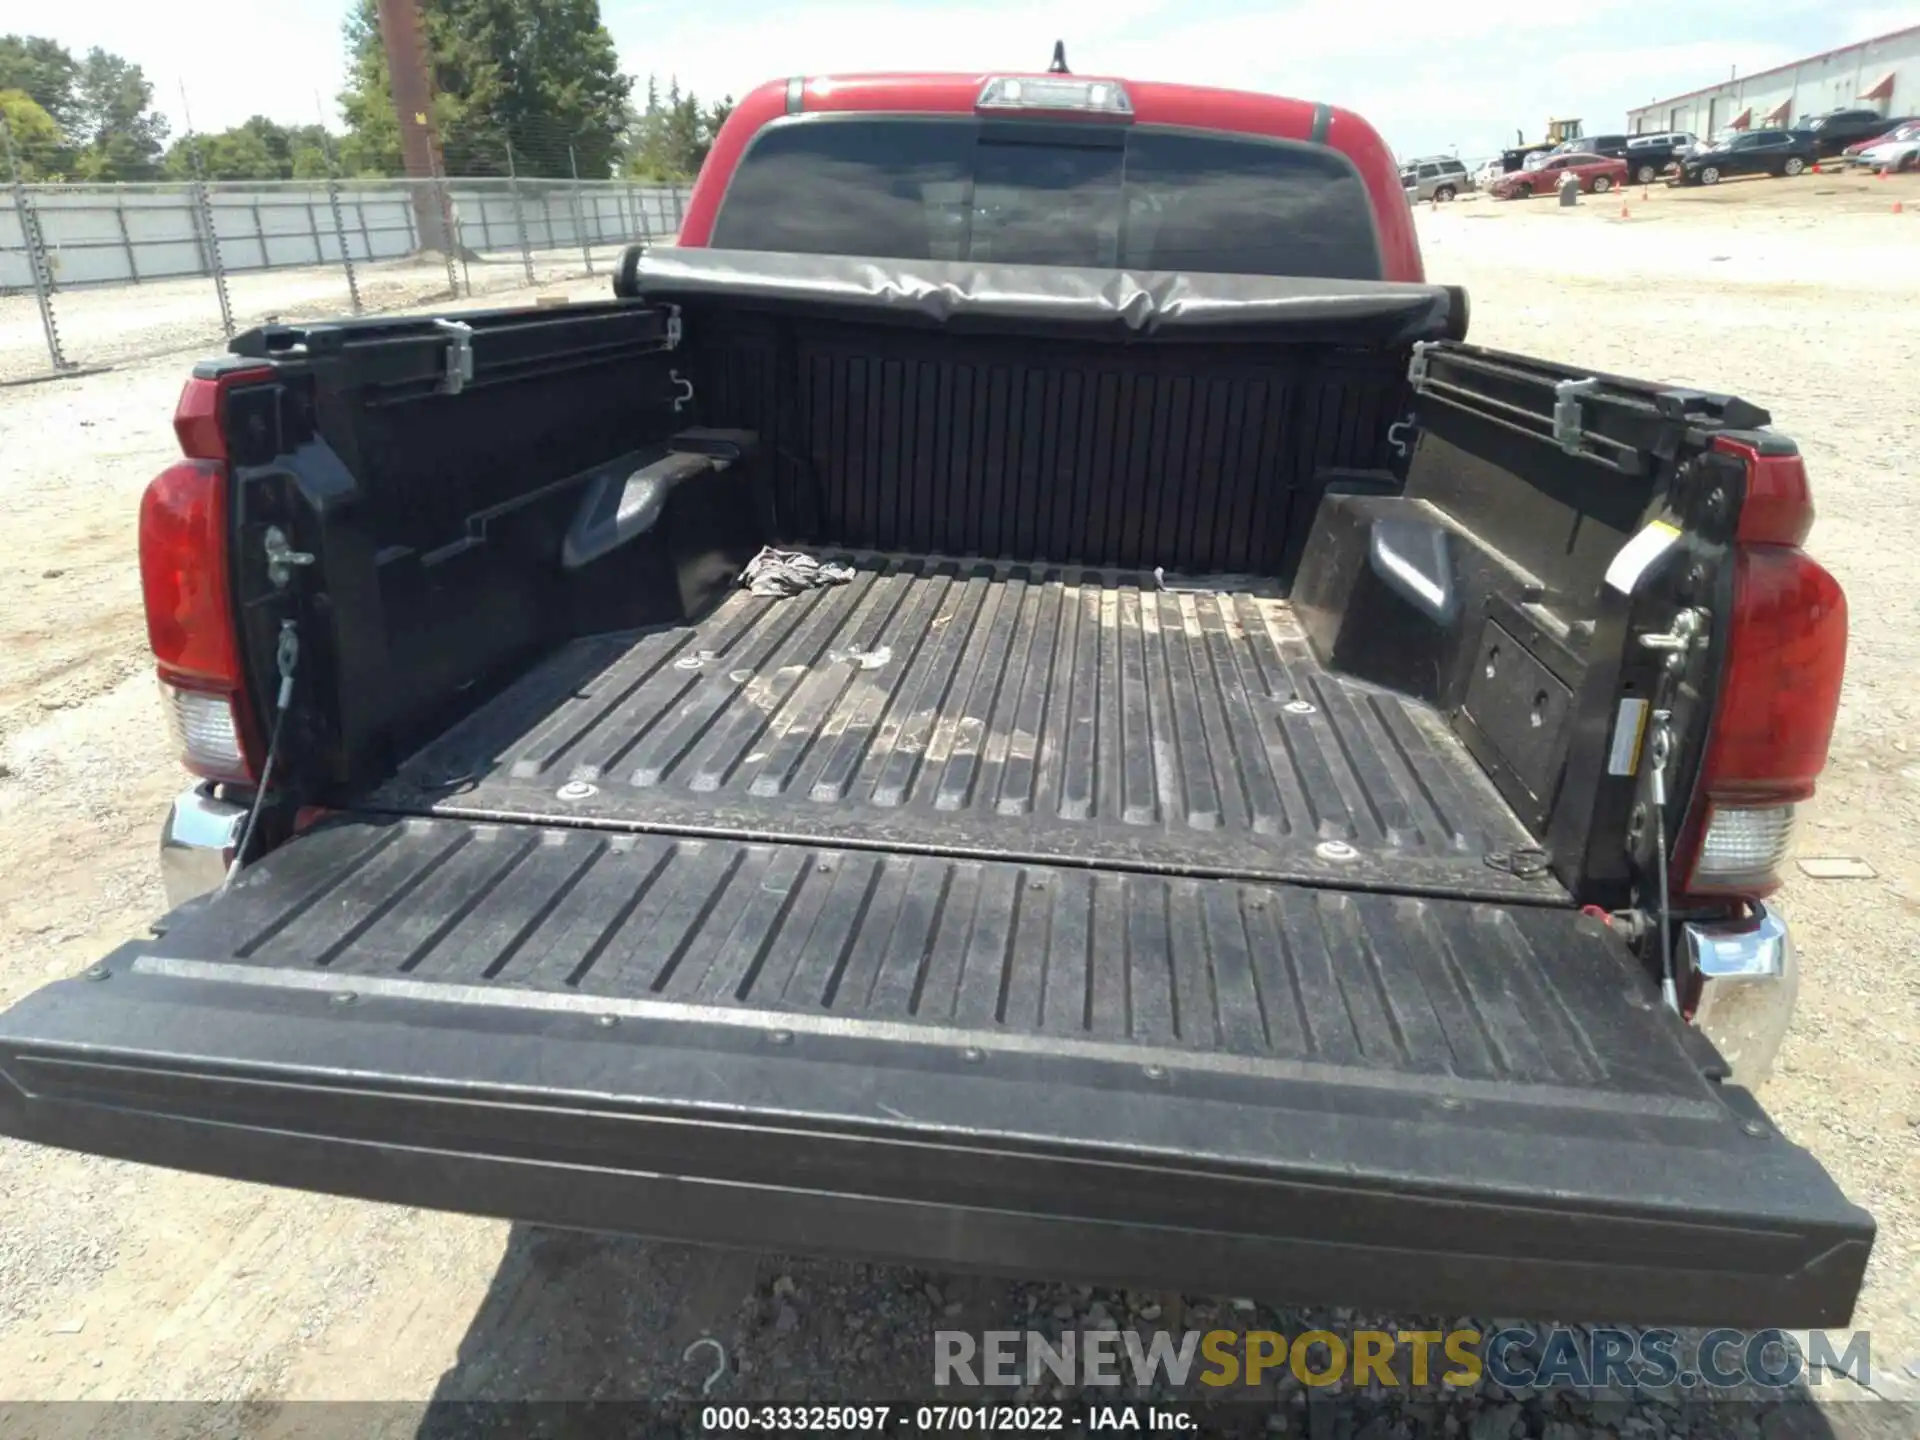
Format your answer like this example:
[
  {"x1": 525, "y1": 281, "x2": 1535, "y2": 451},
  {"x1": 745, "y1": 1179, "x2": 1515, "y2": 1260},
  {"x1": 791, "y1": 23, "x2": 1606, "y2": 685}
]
[{"x1": 0, "y1": 816, "x2": 1871, "y2": 1326}]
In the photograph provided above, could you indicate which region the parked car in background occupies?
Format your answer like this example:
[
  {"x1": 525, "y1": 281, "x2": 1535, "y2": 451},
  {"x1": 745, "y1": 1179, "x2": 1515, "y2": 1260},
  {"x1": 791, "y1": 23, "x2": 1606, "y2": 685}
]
[
  {"x1": 1400, "y1": 155, "x2": 1471, "y2": 201},
  {"x1": 1687, "y1": 128, "x2": 1745, "y2": 155},
  {"x1": 1842, "y1": 119, "x2": 1920, "y2": 161},
  {"x1": 1858, "y1": 132, "x2": 1920, "y2": 174},
  {"x1": 1543, "y1": 134, "x2": 1628, "y2": 159},
  {"x1": 1676, "y1": 128, "x2": 1817, "y2": 184},
  {"x1": 1801, "y1": 109, "x2": 1907, "y2": 158},
  {"x1": 1475, "y1": 157, "x2": 1506, "y2": 188},
  {"x1": 1490, "y1": 150, "x2": 1627, "y2": 197},
  {"x1": 1624, "y1": 132, "x2": 1697, "y2": 183},
  {"x1": 1562, "y1": 132, "x2": 1633, "y2": 160}
]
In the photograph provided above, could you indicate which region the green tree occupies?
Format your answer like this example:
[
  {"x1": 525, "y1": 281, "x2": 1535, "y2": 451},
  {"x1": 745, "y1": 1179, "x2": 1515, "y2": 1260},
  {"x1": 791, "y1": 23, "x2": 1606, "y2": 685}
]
[
  {"x1": 164, "y1": 116, "x2": 340, "y2": 180},
  {"x1": 2, "y1": 35, "x2": 168, "y2": 178},
  {"x1": 67, "y1": 47, "x2": 168, "y2": 180},
  {"x1": 0, "y1": 34, "x2": 79, "y2": 132},
  {"x1": 623, "y1": 75, "x2": 733, "y2": 181},
  {"x1": 336, "y1": 0, "x2": 632, "y2": 178},
  {"x1": 290, "y1": 142, "x2": 335, "y2": 179},
  {"x1": 0, "y1": 87, "x2": 68, "y2": 178}
]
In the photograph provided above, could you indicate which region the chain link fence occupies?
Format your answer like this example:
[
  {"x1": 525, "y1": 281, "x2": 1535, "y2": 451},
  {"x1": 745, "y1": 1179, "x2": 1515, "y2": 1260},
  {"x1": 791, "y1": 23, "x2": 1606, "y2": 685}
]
[{"x1": 1, "y1": 167, "x2": 690, "y2": 384}]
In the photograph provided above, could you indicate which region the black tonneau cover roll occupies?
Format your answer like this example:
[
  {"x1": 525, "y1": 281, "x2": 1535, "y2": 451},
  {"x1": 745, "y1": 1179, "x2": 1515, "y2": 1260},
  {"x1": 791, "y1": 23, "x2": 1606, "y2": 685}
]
[{"x1": 615, "y1": 246, "x2": 1467, "y2": 344}]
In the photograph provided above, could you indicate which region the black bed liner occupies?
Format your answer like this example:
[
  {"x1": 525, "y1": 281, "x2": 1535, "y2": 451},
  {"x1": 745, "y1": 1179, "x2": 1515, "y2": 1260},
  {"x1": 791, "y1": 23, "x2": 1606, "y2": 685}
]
[
  {"x1": 0, "y1": 814, "x2": 1872, "y2": 1325},
  {"x1": 159, "y1": 819, "x2": 1610, "y2": 1067},
  {"x1": 376, "y1": 555, "x2": 1562, "y2": 903}
]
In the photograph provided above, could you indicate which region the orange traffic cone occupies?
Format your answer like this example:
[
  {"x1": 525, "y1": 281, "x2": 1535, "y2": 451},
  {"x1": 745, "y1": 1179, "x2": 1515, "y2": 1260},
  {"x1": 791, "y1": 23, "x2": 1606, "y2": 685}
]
[
  {"x1": 1619, "y1": 201, "x2": 1630, "y2": 219},
  {"x1": 1896, "y1": 200, "x2": 1906, "y2": 215}
]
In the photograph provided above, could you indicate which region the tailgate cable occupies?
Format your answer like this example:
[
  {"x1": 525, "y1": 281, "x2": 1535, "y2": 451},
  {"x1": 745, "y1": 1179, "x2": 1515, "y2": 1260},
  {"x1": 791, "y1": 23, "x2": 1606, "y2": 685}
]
[
  {"x1": 1645, "y1": 709, "x2": 1681, "y2": 1014},
  {"x1": 221, "y1": 620, "x2": 299, "y2": 893}
]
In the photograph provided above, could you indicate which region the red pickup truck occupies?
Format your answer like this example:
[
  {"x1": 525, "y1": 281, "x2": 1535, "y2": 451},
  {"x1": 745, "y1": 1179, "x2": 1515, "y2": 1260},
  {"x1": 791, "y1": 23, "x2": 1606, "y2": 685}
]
[{"x1": 0, "y1": 65, "x2": 1870, "y2": 1328}]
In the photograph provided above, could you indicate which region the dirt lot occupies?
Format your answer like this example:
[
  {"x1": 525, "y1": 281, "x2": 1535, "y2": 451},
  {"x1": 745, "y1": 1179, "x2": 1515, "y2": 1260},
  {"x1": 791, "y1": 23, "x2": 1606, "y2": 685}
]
[{"x1": 1, "y1": 173, "x2": 1917, "y2": 1433}]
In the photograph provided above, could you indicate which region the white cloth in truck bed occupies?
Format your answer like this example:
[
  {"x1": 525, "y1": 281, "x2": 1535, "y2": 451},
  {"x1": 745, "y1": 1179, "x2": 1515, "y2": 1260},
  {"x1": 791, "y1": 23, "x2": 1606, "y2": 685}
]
[{"x1": 739, "y1": 546, "x2": 857, "y2": 597}]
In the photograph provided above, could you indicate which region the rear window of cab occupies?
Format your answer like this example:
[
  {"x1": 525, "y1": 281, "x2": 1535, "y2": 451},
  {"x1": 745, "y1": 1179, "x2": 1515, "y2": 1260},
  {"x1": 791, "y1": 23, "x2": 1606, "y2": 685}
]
[{"x1": 709, "y1": 115, "x2": 1386, "y2": 280}]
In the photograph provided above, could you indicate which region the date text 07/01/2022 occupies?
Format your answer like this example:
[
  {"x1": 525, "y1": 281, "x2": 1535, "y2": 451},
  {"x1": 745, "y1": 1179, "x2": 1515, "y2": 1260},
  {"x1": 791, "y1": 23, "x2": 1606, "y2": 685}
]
[{"x1": 700, "y1": 1403, "x2": 1191, "y2": 1432}]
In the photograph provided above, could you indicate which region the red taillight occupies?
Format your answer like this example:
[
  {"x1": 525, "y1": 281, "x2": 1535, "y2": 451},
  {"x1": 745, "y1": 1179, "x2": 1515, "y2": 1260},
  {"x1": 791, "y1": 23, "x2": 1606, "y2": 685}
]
[
  {"x1": 140, "y1": 459, "x2": 241, "y2": 686},
  {"x1": 1700, "y1": 544, "x2": 1847, "y2": 804},
  {"x1": 1675, "y1": 441, "x2": 1847, "y2": 897},
  {"x1": 141, "y1": 369, "x2": 274, "y2": 783}
]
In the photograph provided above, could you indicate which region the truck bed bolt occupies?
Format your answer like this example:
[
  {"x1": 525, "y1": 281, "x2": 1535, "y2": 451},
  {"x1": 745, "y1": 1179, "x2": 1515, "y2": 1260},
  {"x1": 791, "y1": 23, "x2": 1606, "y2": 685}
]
[
  {"x1": 963, "y1": 1047, "x2": 983, "y2": 1064},
  {"x1": 330, "y1": 992, "x2": 357, "y2": 1006},
  {"x1": 1440, "y1": 1096, "x2": 1464, "y2": 1111},
  {"x1": 1743, "y1": 1121, "x2": 1768, "y2": 1138},
  {"x1": 84, "y1": 965, "x2": 109, "y2": 981},
  {"x1": 597, "y1": 1014, "x2": 618, "y2": 1028},
  {"x1": 769, "y1": 1029, "x2": 793, "y2": 1045}
]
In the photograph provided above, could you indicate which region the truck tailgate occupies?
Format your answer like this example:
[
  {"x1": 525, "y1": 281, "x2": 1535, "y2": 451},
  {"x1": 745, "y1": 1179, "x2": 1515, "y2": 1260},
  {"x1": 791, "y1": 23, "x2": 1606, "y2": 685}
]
[{"x1": 0, "y1": 817, "x2": 1870, "y2": 1326}]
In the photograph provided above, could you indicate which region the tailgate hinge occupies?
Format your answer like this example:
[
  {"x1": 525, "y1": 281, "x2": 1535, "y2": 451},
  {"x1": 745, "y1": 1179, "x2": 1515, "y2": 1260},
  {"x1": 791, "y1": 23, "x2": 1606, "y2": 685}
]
[
  {"x1": 1553, "y1": 376, "x2": 1600, "y2": 455},
  {"x1": 433, "y1": 318, "x2": 475, "y2": 395},
  {"x1": 1637, "y1": 606, "x2": 1710, "y2": 669},
  {"x1": 263, "y1": 526, "x2": 315, "y2": 589}
]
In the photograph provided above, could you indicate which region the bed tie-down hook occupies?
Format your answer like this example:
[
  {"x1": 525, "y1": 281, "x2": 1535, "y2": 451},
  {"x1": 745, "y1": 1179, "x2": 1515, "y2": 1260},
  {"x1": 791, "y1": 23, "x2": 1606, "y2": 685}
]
[{"x1": 669, "y1": 369, "x2": 695, "y2": 413}]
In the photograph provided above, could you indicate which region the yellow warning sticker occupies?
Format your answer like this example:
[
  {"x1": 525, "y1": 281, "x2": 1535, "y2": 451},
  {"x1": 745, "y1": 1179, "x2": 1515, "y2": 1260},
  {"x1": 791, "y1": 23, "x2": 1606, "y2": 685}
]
[{"x1": 1607, "y1": 697, "x2": 1651, "y2": 776}]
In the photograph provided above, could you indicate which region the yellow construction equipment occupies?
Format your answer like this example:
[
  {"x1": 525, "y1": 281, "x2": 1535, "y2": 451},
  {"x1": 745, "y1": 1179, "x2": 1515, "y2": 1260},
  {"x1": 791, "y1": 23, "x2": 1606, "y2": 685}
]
[{"x1": 1500, "y1": 118, "x2": 1584, "y2": 172}]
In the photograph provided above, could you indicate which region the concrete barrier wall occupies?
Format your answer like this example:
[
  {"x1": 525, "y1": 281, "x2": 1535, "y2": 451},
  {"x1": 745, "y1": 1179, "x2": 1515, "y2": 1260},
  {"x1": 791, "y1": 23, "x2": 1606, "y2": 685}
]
[{"x1": 1, "y1": 180, "x2": 692, "y2": 292}]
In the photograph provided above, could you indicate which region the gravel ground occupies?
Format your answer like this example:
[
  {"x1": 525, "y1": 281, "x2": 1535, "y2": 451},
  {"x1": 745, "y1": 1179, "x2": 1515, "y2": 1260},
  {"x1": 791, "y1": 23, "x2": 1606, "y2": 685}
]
[{"x1": 0, "y1": 175, "x2": 1917, "y2": 1436}]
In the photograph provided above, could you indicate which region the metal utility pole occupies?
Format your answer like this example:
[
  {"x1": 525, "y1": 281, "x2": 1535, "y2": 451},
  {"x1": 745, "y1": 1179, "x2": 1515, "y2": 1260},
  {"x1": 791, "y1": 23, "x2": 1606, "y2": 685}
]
[
  {"x1": 376, "y1": 0, "x2": 452, "y2": 253},
  {"x1": 2, "y1": 112, "x2": 74, "y2": 372},
  {"x1": 569, "y1": 144, "x2": 593, "y2": 274},
  {"x1": 506, "y1": 140, "x2": 534, "y2": 284},
  {"x1": 315, "y1": 93, "x2": 364, "y2": 314},
  {"x1": 179, "y1": 84, "x2": 234, "y2": 341}
]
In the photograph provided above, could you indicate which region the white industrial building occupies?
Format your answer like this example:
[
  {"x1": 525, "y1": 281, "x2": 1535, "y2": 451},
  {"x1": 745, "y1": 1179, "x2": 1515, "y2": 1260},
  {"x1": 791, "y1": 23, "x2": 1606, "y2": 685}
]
[{"x1": 1627, "y1": 23, "x2": 1920, "y2": 137}]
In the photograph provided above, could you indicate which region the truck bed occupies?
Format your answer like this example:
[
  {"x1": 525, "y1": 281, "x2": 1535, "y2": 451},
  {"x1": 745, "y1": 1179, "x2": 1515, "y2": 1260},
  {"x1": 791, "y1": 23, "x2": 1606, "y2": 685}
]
[{"x1": 374, "y1": 554, "x2": 1563, "y2": 903}]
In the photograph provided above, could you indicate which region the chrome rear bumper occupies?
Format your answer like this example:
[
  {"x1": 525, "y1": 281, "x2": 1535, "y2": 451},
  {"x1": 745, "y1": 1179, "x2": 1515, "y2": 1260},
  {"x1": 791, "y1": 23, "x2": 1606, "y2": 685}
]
[
  {"x1": 159, "y1": 783, "x2": 248, "y2": 911},
  {"x1": 1685, "y1": 902, "x2": 1798, "y2": 1091}
]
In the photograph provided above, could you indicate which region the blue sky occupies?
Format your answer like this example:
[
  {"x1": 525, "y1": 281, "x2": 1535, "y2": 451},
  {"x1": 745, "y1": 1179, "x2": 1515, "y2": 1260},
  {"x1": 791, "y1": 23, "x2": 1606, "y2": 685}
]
[{"x1": 26, "y1": 0, "x2": 1920, "y2": 160}]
